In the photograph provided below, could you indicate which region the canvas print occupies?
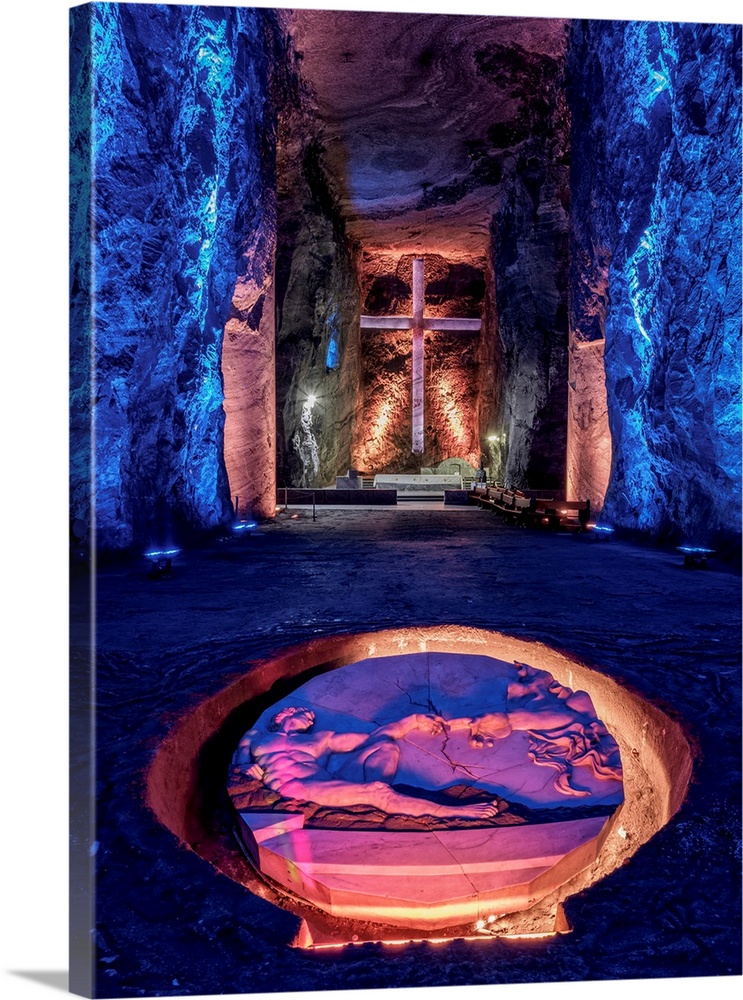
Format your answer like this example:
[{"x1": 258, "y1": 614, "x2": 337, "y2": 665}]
[{"x1": 69, "y1": 2, "x2": 742, "y2": 998}]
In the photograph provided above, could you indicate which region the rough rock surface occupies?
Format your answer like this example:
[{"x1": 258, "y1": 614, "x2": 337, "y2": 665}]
[
  {"x1": 286, "y1": 11, "x2": 569, "y2": 260},
  {"x1": 288, "y1": 11, "x2": 572, "y2": 490},
  {"x1": 70, "y1": 4, "x2": 95, "y2": 538},
  {"x1": 566, "y1": 340, "x2": 612, "y2": 512},
  {"x1": 478, "y1": 260, "x2": 506, "y2": 483},
  {"x1": 486, "y1": 37, "x2": 571, "y2": 492},
  {"x1": 74, "y1": 508, "x2": 741, "y2": 995},
  {"x1": 569, "y1": 20, "x2": 742, "y2": 545},
  {"x1": 274, "y1": 67, "x2": 362, "y2": 489},
  {"x1": 70, "y1": 3, "x2": 281, "y2": 546},
  {"x1": 72, "y1": 9, "x2": 741, "y2": 551},
  {"x1": 353, "y1": 254, "x2": 485, "y2": 472}
]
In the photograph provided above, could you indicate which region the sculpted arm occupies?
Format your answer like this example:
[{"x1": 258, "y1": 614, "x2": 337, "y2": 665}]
[
  {"x1": 323, "y1": 731, "x2": 376, "y2": 753},
  {"x1": 371, "y1": 713, "x2": 446, "y2": 740},
  {"x1": 235, "y1": 728, "x2": 269, "y2": 780},
  {"x1": 322, "y1": 714, "x2": 446, "y2": 754}
]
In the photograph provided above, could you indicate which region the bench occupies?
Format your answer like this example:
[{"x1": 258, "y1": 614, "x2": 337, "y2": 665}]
[
  {"x1": 470, "y1": 484, "x2": 502, "y2": 511},
  {"x1": 523, "y1": 499, "x2": 591, "y2": 532},
  {"x1": 471, "y1": 486, "x2": 528, "y2": 520},
  {"x1": 493, "y1": 489, "x2": 517, "y2": 519},
  {"x1": 470, "y1": 486, "x2": 591, "y2": 532},
  {"x1": 491, "y1": 489, "x2": 533, "y2": 523},
  {"x1": 676, "y1": 546, "x2": 715, "y2": 568}
]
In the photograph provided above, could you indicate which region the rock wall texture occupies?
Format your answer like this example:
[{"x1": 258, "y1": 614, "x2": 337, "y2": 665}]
[
  {"x1": 566, "y1": 339, "x2": 612, "y2": 512},
  {"x1": 70, "y1": 5, "x2": 95, "y2": 540},
  {"x1": 352, "y1": 254, "x2": 485, "y2": 473},
  {"x1": 485, "y1": 34, "x2": 571, "y2": 492},
  {"x1": 569, "y1": 20, "x2": 742, "y2": 545},
  {"x1": 274, "y1": 78, "x2": 362, "y2": 490},
  {"x1": 221, "y1": 11, "x2": 286, "y2": 522},
  {"x1": 70, "y1": 3, "x2": 280, "y2": 548},
  {"x1": 478, "y1": 260, "x2": 507, "y2": 484}
]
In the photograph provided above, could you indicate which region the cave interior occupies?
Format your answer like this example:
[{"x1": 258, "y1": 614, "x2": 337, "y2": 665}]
[
  {"x1": 68, "y1": 6, "x2": 743, "y2": 997},
  {"x1": 70, "y1": 5, "x2": 742, "y2": 554}
]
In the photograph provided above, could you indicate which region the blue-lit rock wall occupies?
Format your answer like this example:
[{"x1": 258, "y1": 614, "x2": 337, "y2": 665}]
[
  {"x1": 70, "y1": 5, "x2": 95, "y2": 542},
  {"x1": 569, "y1": 20, "x2": 742, "y2": 546},
  {"x1": 70, "y1": 3, "x2": 280, "y2": 548}
]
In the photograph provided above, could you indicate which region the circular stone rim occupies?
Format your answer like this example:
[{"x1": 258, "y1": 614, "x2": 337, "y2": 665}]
[{"x1": 145, "y1": 625, "x2": 694, "y2": 938}]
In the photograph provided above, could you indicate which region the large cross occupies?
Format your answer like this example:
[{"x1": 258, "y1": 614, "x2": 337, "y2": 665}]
[{"x1": 360, "y1": 257, "x2": 481, "y2": 454}]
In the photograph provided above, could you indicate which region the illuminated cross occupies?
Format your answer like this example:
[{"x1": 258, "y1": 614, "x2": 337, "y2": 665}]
[{"x1": 360, "y1": 257, "x2": 481, "y2": 454}]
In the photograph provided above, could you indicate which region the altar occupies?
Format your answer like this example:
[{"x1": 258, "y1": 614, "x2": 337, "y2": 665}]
[{"x1": 373, "y1": 473, "x2": 463, "y2": 495}]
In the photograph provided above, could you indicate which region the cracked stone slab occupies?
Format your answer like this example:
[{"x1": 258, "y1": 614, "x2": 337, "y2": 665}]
[{"x1": 235, "y1": 809, "x2": 612, "y2": 928}]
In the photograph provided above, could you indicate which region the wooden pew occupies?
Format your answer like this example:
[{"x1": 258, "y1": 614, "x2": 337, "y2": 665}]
[
  {"x1": 524, "y1": 498, "x2": 591, "y2": 532},
  {"x1": 470, "y1": 484, "x2": 503, "y2": 512},
  {"x1": 470, "y1": 485, "x2": 591, "y2": 532}
]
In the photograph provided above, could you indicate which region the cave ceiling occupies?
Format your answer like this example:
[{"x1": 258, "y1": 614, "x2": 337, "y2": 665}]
[{"x1": 286, "y1": 9, "x2": 569, "y2": 272}]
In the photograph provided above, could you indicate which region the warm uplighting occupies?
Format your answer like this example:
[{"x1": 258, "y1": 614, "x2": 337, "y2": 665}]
[
  {"x1": 566, "y1": 335, "x2": 612, "y2": 518},
  {"x1": 309, "y1": 933, "x2": 498, "y2": 951},
  {"x1": 353, "y1": 396, "x2": 401, "y2": 470},
  {"x1": 371, "y1": 399, "x2": 393, "y2": 440},
  {"x1": 147, "y1": 625, "x2": 693, "y2": 950},
  {"x1": 474, "y1": 914, "x2": 500, "y2": 934},
  {"x1": 487, "y1": 435, "x2": 497, "y2": 443},
  {"x1": 434, "y1": 375, "x2": 476, "y2": 462},
  {"x1": 498, "y1": 931, "x2": 560, "y2": 941},
  {"x1": 304, "y1": 929, "x2": 558, "y2": 951}
]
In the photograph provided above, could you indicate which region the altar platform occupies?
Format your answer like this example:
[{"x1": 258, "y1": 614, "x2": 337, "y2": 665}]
[{"x1": 373, "y1": 473, "x2": 463, "y2": 496}]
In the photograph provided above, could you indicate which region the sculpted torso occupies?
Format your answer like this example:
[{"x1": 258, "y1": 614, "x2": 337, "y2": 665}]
[
  {"x1": 236, "y1": 706, "x2": 502, "y2": 821},
  {"x1": 243, "y1": 724, "x2": 372, "y2": 793}
]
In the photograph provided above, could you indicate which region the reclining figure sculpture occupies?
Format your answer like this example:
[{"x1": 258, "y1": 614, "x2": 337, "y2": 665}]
[
  {"x1": 235, "y1": 660, "x2": 623, "y2": 820},
  {"x1": 235, "y1": 706, "x2": 502, "y2": 820}
]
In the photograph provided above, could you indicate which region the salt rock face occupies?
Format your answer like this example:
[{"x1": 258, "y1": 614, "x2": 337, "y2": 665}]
[
  {"x1": 569, "y1": 21, "x2": 742, "y2": 546},
  {"x1": 352, "y1": 256, "x2": 485, "y2": 473},
  {"x1": 286, "y1": 11, "x2": 572, "y2": 490},
  {"x1": 485, "y1": 39, "x2": 571, "y2": 492},
  {"x1": 70, "y1": 4, "x2": 280, "y2": 547},
  {"x1": 274, "y1": 98, "x2": 362, "y2": 490}
]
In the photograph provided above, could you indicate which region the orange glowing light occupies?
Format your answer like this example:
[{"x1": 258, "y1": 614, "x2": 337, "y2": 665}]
[
  {"x1": 147, "y1": 625, "x2": 694, "y2": 951},
  {"x1": 437, "y1": 381, "x2": 468, "y2": 448},
  {"x1": 500, "y1": 931, "x2": 561, "y2": 940},
  {"x1": 300, "y1": 929, "x2": 559, "y2": 952},
  {"x1": 433, "y1": 373, "x2": 479, "y2": 466},
  {"x1": 372, "y1": 400, "x2": 393, "y2": 440},
  {"x1": 354, "y1": 394, "x2": 406, "y2": 470}
]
